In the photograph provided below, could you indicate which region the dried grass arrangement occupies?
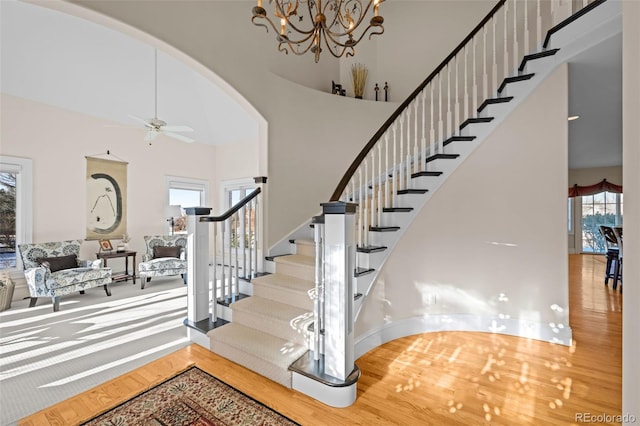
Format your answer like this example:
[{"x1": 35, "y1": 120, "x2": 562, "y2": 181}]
[{"x1": 351, "y1": 63, "x2": 368, "y2": 99}]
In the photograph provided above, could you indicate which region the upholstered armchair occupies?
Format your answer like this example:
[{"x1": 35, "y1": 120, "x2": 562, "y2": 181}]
[
  {"x1": 138, "y1": 235, "x2": 187, "y2": 289},
  {"x1": 18, "y1": 240, "x2": 112, "y2": 312}
]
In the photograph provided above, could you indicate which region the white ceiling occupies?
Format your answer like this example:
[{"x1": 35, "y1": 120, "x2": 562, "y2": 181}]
[
  {"x1": 0, "y1": 0, "x2": 258, "y2": 146},
  {"x1": 1, "y1": 1, "x2": 622, "y2": 168}
]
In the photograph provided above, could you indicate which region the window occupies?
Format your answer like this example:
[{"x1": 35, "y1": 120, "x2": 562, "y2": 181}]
[
  {"x1": 166, "y1": 176, "x2": 209, "y2": 233},
  {"x1": 0, "y1": 156, "x2": 33, "y2": 271},
  {"x1": 222, "y1": 179, "x2": 259, "y2": 249},
  {"x1": 581, "y1": 191, "x2": 623, "y2": 253}
]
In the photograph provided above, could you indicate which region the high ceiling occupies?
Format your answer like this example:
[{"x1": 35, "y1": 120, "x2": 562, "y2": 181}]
[
  {"x1": 1, "y1": 0, "x2": 622, "y2": 168},
  {"x1": 0, "y1": 0, "x2": 258, "y2": 147}
]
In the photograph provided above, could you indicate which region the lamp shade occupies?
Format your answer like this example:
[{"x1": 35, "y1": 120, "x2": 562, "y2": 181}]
[{"x1": 165, "y1": 205, "x2": 182, "y2": 219}]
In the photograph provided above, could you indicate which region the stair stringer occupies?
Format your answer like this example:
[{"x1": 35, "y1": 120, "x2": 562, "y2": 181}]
[{"x1": 353, "y1": 0, "x2": 622, "y2": 324}]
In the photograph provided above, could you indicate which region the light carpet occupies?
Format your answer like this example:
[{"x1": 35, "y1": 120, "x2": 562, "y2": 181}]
[
  {"x1": 0, "y1": 277, "x2": 190, "y2": 425},
  {"x1": 82, "y1": 366, "x2": 299, "y2": 426}
]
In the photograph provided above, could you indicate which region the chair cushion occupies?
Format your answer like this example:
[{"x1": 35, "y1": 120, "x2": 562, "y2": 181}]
[
  {"x1": 153, "y1": 246, "x2": 181, "y2": 259},
  {"x1": 37, "y1": 254, "x2": 78, "y2": 272}
]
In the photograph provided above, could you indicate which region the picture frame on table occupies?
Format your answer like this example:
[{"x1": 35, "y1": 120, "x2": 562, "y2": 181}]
[{"x1": 99, "y1": 239, "x2": 113, "y2": 252}]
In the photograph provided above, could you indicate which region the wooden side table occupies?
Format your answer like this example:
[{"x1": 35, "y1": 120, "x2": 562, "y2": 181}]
[{"x1": 96, "y1": 250, "x2": 137, "y2": 284}]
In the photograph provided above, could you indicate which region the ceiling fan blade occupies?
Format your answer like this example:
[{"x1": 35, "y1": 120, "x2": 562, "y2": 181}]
[
  {"x1": 161, "y1": 125, "x2": 194, "y2": 132},
  {"x1": 162, "y1": 130, "x2": 195, "y2": 143},
  {"x1": 129, "y1": 114, "x2": 153, "y2": 128}
]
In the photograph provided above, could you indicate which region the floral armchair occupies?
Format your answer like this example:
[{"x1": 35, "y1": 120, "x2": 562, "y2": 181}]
[
  {"x1": 138, "y1": 235, "x2": 187, "y2": 289},
  {"x1": 18, "y1": 240, "x2": 112, "y2": 312}
]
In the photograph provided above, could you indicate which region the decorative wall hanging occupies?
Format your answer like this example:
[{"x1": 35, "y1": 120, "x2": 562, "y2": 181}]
[{"x1": 86, "y1": 155, "x2": 128, "y2": 240}]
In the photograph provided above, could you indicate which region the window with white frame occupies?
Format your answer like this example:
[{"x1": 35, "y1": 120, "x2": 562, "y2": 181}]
[
  {"x1": 166, "y1": 176, "x2": 209, "y2": 234},
  {"x1": 222, "y1": 178, "x2": 259, "y2": 249},
  {"x1": 0, "y1": 156, "x2": 33, "y2": 271}
]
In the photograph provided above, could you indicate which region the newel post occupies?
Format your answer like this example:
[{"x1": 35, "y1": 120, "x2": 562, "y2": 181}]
[
  {"x1": 321, "y1": 201, "x2": 357, "y2": 381},
  {"x1": 184, "y1": 207, "x2": 212, "y2": 328}
]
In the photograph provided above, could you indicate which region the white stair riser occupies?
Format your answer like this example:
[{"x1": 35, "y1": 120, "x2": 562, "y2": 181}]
[
  {"x1": 295, "y1": 242, "x2": 316, "y2": 257},
  {"x1": 232, "y1": 308, "x2": 309, "y2": 346},
  {"x1": 253, "y1": 284, "x2": 314, "y2": 310},
  {"x1": 275, "y1": 260, "x2": 314, "y2": 281},
  {"x1": 210, "y1": 340, "x2": 293, "y2": 388}
]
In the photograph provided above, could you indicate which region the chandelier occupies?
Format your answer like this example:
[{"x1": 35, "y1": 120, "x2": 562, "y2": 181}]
[{"x1": 251, "y1": 0, "x2": 385, "y2": 63}]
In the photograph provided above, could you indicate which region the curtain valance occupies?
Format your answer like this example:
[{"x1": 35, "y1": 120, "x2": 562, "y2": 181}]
[{"x1": 568, "y1": 179, "x2": 622, "y2": 197}]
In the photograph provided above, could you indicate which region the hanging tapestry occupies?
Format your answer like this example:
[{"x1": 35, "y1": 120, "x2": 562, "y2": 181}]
[{"x1": 86, "y1": 157, "x2": 127, "y2": 240}]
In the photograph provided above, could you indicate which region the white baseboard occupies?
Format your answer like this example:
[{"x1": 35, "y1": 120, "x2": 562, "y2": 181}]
[{"x1": 355, "y1": 314, "x2": 573, "y2": 359}]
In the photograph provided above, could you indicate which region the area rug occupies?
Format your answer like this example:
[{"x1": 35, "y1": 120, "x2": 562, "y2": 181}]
[{"x1": 82, "y1": 366, "x2": 299, "y2": 426}]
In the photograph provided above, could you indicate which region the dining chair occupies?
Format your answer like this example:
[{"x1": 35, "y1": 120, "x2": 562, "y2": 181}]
[
  {"x1": 598, "y1": 225, "x2": 621, "y2": 289},
  {"x1": 613, "y1": 226, "x2": 623, "y2": 291}
]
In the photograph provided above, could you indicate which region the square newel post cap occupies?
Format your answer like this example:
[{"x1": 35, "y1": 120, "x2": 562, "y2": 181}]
[
  {"x1": 184, "y1": 207, "x2": 212, "y2": 216},
  {"x1": 321, "y1": 201, "x2": 358, "y2": 215}
]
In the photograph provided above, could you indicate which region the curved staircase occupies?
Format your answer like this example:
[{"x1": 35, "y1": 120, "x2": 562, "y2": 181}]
[{"x1": 202, "y1": 0, "x2": 621, "y2": 406}]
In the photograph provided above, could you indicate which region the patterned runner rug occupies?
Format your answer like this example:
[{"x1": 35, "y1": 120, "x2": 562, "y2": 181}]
[{"x1": 82, "y1": 366, "x2": 299, "y2": 425}]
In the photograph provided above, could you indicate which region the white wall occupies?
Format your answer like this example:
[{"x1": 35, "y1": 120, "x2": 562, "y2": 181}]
[
  {"x1": 622, "y1": 0, "x2": 640, "y2": 420},
  {"x1": 339, "y1": 1, "x2": 496, "y2": 101},
  {"x1": 63, "y1": 0, "x2": 495, "y2": 248},
  {"x1": 568, "y1": 166, "x2": 622, "y2": 186},
  {"x1": 356, "y1": 65, "x2": 570, "y2": 347},
  {"x1": 1, "y1": 93, "x2": 259, "y2": 296}
]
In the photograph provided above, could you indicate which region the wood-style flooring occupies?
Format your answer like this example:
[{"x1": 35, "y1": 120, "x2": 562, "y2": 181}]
[{"x1": 20, "y1": 254, "x2": 622, "y2": 425}]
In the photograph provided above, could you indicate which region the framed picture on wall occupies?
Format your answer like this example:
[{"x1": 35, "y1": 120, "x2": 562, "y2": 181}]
[{"x1": 86, "y1": 157, "x2": 128, "y2": 240}]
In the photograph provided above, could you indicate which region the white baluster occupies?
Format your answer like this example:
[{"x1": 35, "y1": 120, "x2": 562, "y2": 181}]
[
  {"x1": 492, "y1": 15, "x2": 498, "y2": 96},
  {"x1": 524, "y1": 0, "x2": 530, "y2": 56},
  {"x1": 399, "y1": 115, "x2": 404, "y2": 188},
  {"x1": 240, "y1": 205, "x2": 246, "y2": 279},
  {"x1": 358, "y1": 168, "x2": 364, "y2": 247},
  {"x1": 513, "y1": 0, "x2": 519, "y2": 72},
  {"x1": 377, "y1": 144, "x2": 383, "y2": 226},
  {"x1": 253, "y1": 197, "x2": 259, "y2": 279},
  {"x1": 537, "y1": 0, "x2": 542, "y2": 50},
  {"x1": 226, "y1": 219, "x2": 232, "y2": 300},
  {"x1": 483, "y1": 25, "x2": 488, "y2": 101},
  {"x1": 504, "y1": 1, "x2": 509, "y2": 80},
  {"x1": 385, "y1": 134, "x2": 390, "y2": 208},
  {"x1": 370, "y1": 152, "x2": 376, "y2": 228},
  {"x1": 455, "y1": 55, "x2": 460, "y2": 135},
  {"x1": 414, "y1": 98, "x2": 419, "y2": 167},
  {"x1": 421, "y1": 92, "x2": 427, "y2": 170},
  {"x1": 247, "y1": 201, "x2": 252, "y2": 279},
  {"x1": 429, "y1": 84, "x2": 435, "y2": 158},
  {"x1": 392, "y1": 124, "x2": 398, "y2": 206},
  {"x1": 234, "y1": 211, "x2": 239, "y2": 297},
  {"x1": 472, "y1": 36, "x2": 478, "y2": 117},
  {"x1": 212, "y1": 224, "x2": 217, "y2": 314},
  {"x1": 464, "y1": 45, "x2": 469, "y2": 120},
  {"x1": 407, "y1": 106, "x2": 412, "y2": 189},
  {"x1": 438, "y1": 75, "x2": 443, "y2": 153},
  {"x1": 220, "y1": 221, "x2": 226, "y2": 302},
  {"x1": 364, "y1": 160, "x2": 369, "y2": 244},
  {"x1": 447, "y1": 65, "x2": 452, "y2": 139}
]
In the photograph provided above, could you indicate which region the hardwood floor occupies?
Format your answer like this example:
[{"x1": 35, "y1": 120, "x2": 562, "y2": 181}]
[{"x1": 20, "y1": 254, "x2": 622, "y2": 425}]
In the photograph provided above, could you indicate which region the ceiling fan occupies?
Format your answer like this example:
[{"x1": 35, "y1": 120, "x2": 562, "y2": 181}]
[{"x1": 130, "y1": 49, "x2": 195, "y2": 144}]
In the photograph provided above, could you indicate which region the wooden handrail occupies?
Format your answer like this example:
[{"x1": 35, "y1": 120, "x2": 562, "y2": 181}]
[
  {"x1": 543, "y1": 0, "x2": 608, "y2": 48},
  {"x1": 200, "y1": 188, "x2": 261, "y2": 222},
  {"x1": 329, "y1": 0, "x2": 506, "y2": 201}
]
